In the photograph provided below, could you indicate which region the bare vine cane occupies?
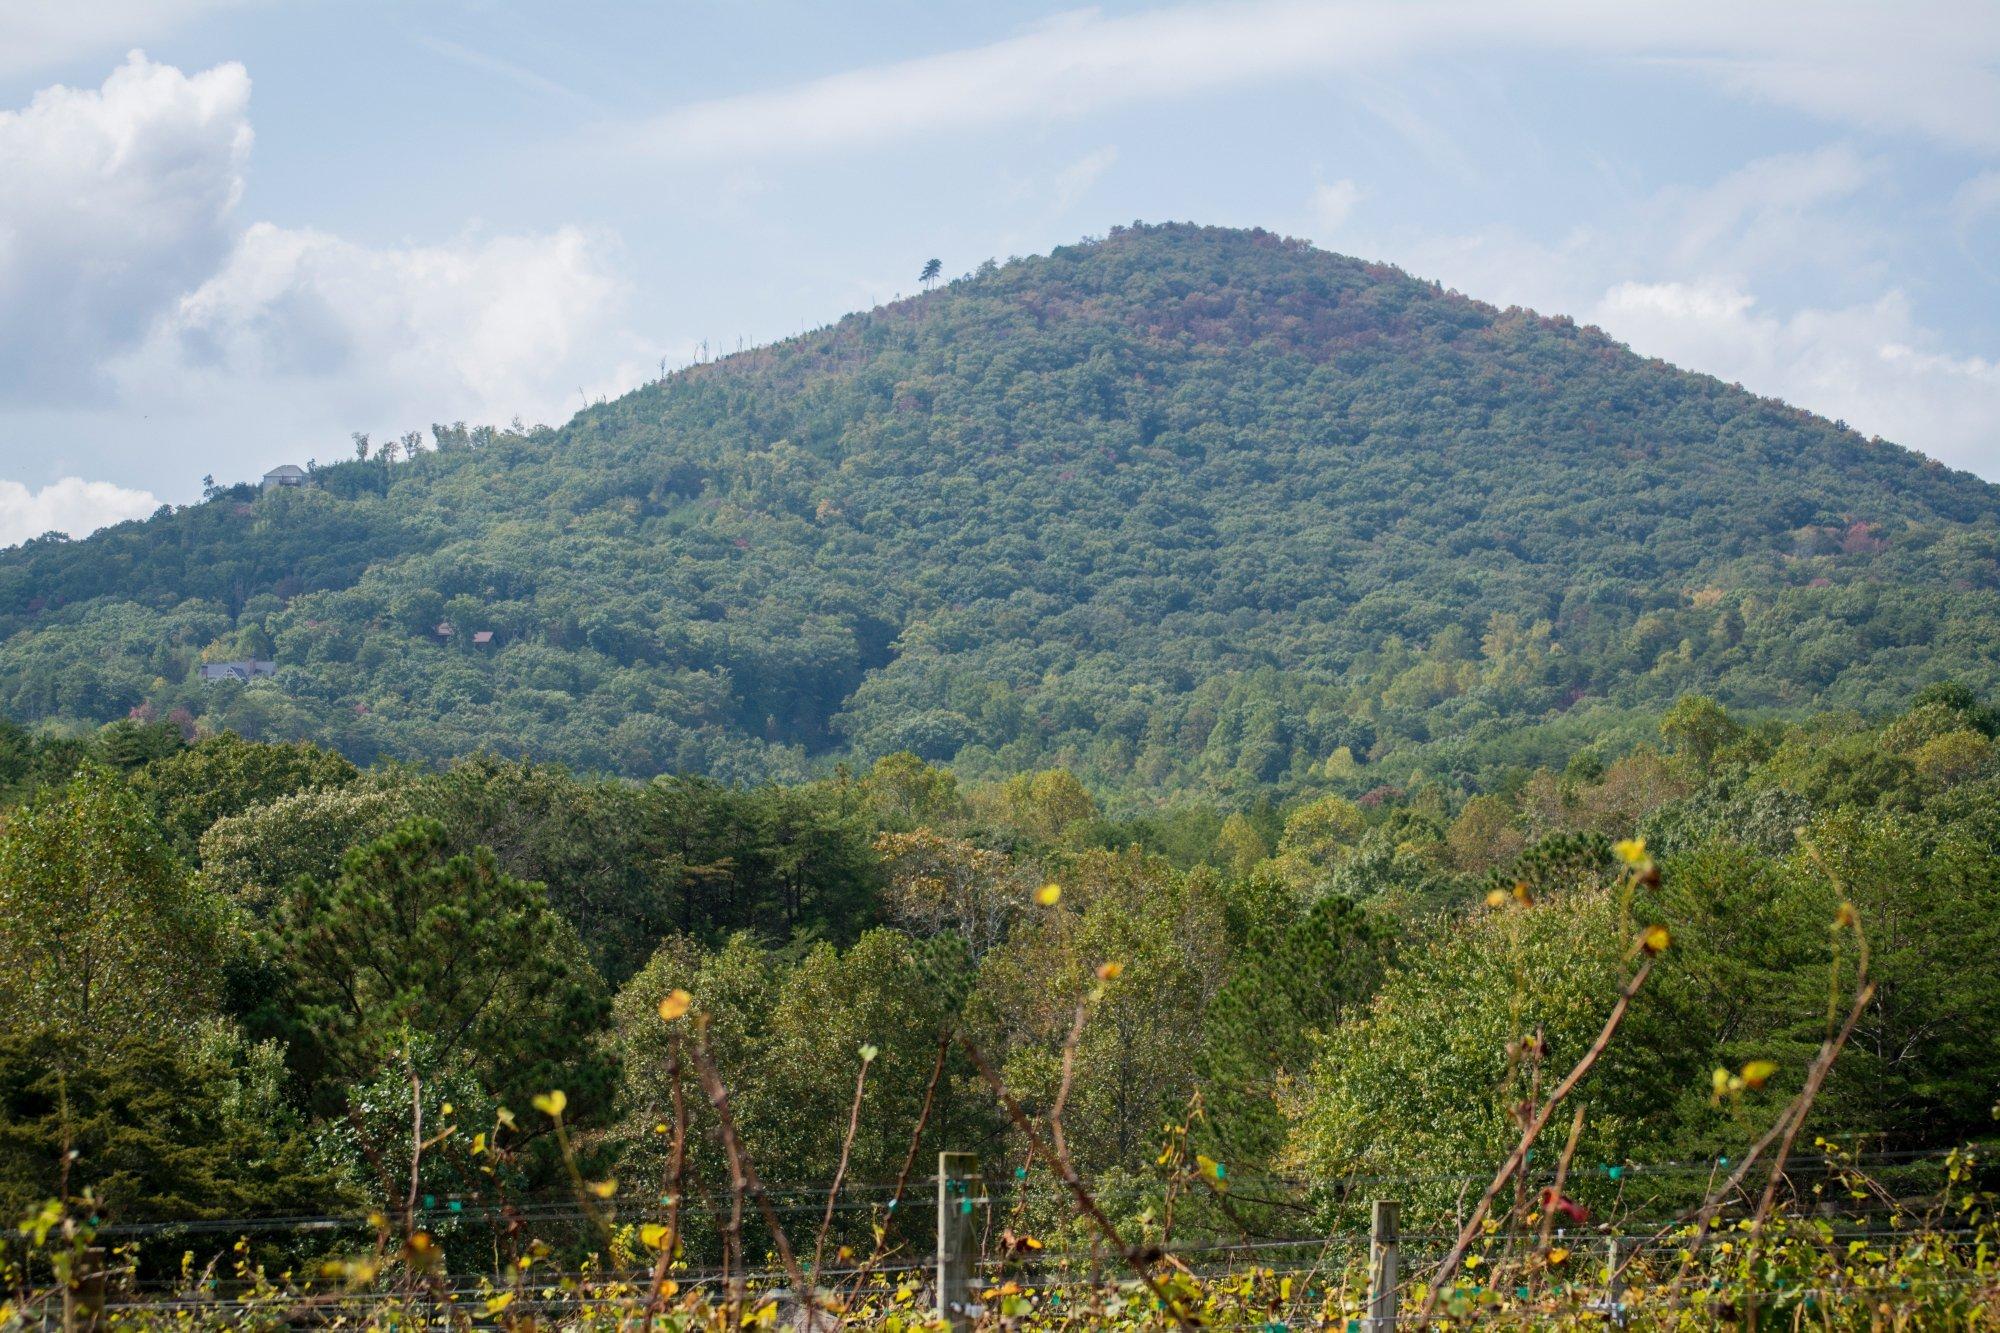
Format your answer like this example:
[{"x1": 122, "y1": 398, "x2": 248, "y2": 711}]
[
  {"x1": 1419, "y1": 940, "x2": 1660, "y2": 1322},
  {"x1": 961, "y1": 1017, "x2": 1199, "y2": 1332},
  {"x1": 691, "y1": 1025, "x2": 815, "y2": 1323},
  {"x1": 839, "y1": 1031, "x2": 951, "y2": 1313}
]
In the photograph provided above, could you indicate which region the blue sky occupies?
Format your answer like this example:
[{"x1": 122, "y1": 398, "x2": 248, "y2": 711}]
[{"x1": 1, "y1": 0, "x2": 1997, "y2": 544}]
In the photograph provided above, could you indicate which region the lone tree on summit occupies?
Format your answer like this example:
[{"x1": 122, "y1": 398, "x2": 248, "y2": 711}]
[{"x1": 920, "y1": 257, "x2": 942, "y2": 290}]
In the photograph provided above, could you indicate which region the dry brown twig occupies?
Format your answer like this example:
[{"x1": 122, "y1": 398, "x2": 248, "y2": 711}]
[
  {"x1": 642, "y1": 1029, "x2": 688, "y2": 1329},
  {"x1": 1529, "y1": 1101, "x2": 1588, "y2": 1297},
  {"x1": 839, "y1": 1032, "x2": 951, "y2": 1314},
  {"x1": 811, "y1": 1047, "x2": 874, "y2": 1290},
  {"x1": 691, "y1": 1027, "x2": 815, "y2": 1323}
]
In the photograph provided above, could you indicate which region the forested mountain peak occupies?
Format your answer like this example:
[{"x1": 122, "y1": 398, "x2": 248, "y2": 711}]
[{"x1": 6, "y1": 222, "x2": 2000, "y2": 798}]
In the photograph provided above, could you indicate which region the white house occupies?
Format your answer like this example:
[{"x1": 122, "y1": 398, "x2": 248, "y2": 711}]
[{"x1": 262, "y1": 464, "x2": 310, "y2": 491}]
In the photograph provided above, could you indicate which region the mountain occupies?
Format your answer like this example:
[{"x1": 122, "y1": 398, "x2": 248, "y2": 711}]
[{"x1": 5, "y1": 223, "x2": 2000, "y2": 799}]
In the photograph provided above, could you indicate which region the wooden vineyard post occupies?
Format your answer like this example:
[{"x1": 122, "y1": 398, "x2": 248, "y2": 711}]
[
  {"x1": 937, "y1": 1152, "x2": 980, "y2": 1330},
  {"x1": 1368, "y1": 1198, "x2": 1400, "y2": 1330},
  {"x1": 1606, "y1": 1237, "x2": 1627, "y2": 1326}
]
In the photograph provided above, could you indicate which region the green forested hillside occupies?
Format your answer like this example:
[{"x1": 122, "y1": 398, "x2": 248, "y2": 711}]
[{"x1": 5, "y1": 222, "x2": 1999, "y2": 798}]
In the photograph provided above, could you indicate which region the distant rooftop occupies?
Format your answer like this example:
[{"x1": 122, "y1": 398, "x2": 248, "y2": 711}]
[{"x1": 200, "y1": 659, "x2": 276, "y2": 682}]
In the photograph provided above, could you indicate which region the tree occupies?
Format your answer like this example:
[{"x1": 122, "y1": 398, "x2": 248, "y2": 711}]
[
  {"x1": 135, "y1": 732, "x2": 358, "y2": 856},
  {"x1": 265, "y1": 817, "x2": 612, "y2": 1110},
  {"x1": 970, "y1": 849, "x2": 1231, "y2": 1172},
  {"x1": 995, "y1": 768, "x2": 1096, "y2": 845},
  {"x1": 1199, "y1": 887, "x2": 1386, "y2": 1168},
  {"x1": 874, "y1": 826, "x2": 1024, "y2": 958},
  {"x1": 0, "y1": 1023, "x2": 329, "y2": 1222},
  {"x1": 612, "y1": 928, "x2": 976, "y2": 1264},
  {"x1": 861, "y1": 750, "x2": 964, "y2": 827},
  {"x1": 1284, "y1": 885, "x2": 1704, "y2": 1224},
  {"x1": 1444, "y1": 793, "x2": 1525, "y2": 875},
  {"x1": 1214, "y1": 812, "x2": 1270, "y2": 876},
  {"x1": 920, "y1": 257, "x2": 943, "y2": 291},
  {"x1": 0, "y1": 765, "x2": 227, "y2": 1040},
  {"x1": 1660, "y1": 694, "x2": 1743, "y2": 770}
]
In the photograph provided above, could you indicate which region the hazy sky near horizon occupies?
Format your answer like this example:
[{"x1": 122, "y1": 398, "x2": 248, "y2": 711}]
[{"x1": 2, "y1": 0, "x2": 1998, "y2": 544}]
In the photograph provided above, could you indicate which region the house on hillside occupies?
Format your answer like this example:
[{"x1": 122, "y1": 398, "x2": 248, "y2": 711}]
[
  {"x1": 200, "y1": 660, "x2": 276, "y2": 683},
  {"x1": 262, "y1": 464, "x2": 310, "y2": 491}
]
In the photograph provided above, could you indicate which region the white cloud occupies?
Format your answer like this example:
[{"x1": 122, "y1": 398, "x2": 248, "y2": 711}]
[
  {"x1": 0, "y1": 53, "x2": 647, "y2": 473},
  {"x1": 1362, "y1": 143, "x2": 2000, "y2": 473},
  {"x1": 0, "y1": 51, "x2": 251, "y2": 400},
  {"x1": 114, "y1": 220, "x2": 636, "y2": 438},
  {"x1": 1593, "y1": 282, "x2": 2000, "y2": 474},
  {"x1": 0, "y1": 1, "x2": 243, "y2": 81},
  {"x1": 1307, "y1": 178, "x2": 1363, "y2": 235},
  {"x1": 625, "y1": 0, "x2": 2000, "y2": 160},
  {"x1": 0, "y1": 476, "x2": 159, "y2": 548}
]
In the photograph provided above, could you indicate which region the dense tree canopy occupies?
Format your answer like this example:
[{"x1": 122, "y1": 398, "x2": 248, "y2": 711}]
[{"x1": 4, "y1": 225, "x2": 1998, "y2": 802}]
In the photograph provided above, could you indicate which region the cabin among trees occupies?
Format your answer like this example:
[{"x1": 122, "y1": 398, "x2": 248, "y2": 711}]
[
  {"x1": 199, "y1": 660, "x2": 276, "y2": 682},
  {"x1": 261, "y1": 464, "x2": 309, "y2": 491}
]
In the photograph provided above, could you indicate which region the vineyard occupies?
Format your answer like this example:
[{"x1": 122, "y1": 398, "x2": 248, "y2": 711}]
[{"x1": 8, "y1": 844, "x2": 1998, "y2": 1328}]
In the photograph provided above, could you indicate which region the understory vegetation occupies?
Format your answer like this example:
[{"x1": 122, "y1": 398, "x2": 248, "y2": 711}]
[{"x1": 3, "y1": 686, "x2": 1998, "y2": 1325}]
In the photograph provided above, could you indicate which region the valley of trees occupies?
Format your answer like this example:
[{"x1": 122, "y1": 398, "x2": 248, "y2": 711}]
[{"x1": 4, "y1": 225, "x2": 2000, "y2": 803}]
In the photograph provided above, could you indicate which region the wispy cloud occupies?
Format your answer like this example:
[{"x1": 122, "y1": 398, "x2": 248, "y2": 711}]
[
  {"x1": 414, "y1": 35, "x2": 605, "y2": 114},
  {"x1": 622, "y1": 0, "x2": 2000, "y2": 161}
]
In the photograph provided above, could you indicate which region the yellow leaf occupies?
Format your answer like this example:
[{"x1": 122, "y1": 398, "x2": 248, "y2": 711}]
[
  {"x1": 1548, "y1": 1246, "x2": 1570, "y2": 1266},
  {"x1": 653, "y1": 1122, "x2": 669, "y2": 1135},
  {"x1": 1640, "y1": 924, "x2": 1671, "y2": 955},
  {"x1": 1741, "y1": 1060, "x2": 1779, "y2": 1090},
  {"x1": 660, "y1": 1279, "x2": 679, "y2": 1298},
  {"x1": 586, "y1": 1179, "x2": 617, "y2": 1199},
  {"x1": 440, "y1": 1102, "x2": 454, "y2": 1117},
  {"x1": 1035, "y1": 883, "x2": 1062, "y2": 906},
  {"x1": 471, "y1": 1132, "x2": 487, "y2": 1156},
  {"x1": 1096, "y1": 961, "x2": 1123, "y2": 981},
  {"x1": 1485, "y1": 888, "x2": 1509, "y2": 908},
  {"x1": 1711, "y1": 1067, "x2": 1733, "y2": 1099},
  {"x1": 485, "y1": 1293, "x2": 514, "y2": 1315},
  {"x1": 532, "y1": 1090, "x2": 567, "y2": 1118},
  {"x1": 658, "y1": 989, "x2": 693, "y2": 1022},
  {"x1": 1612, "y1": 838, "x2": 1647, "y2": 866},
  {"x1": 1511, "y1": 881, "x2": 1534, "y2": 906},
  {"x1": 640, "y1": 1223, "x2": 670, "y2": 1250}
]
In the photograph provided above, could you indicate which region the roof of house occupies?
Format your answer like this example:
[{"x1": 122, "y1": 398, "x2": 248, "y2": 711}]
[
  {"x1": 472, "y1": 630, "x2": 495, "y2": 644},
  {"x1": 263, "y1": 463, "x2": 308, "y2": 479}
]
